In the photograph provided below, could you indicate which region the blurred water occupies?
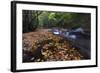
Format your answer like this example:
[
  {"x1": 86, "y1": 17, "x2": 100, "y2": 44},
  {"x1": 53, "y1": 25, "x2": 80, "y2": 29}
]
[{"x1": 51, "y1": 28, "x2": 90, "y2": 59}]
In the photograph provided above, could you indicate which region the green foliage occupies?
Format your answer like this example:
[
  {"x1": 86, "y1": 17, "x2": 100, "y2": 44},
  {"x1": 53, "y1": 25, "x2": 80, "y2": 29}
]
[{"x1": 23, "y1": 10, "x2": 90, "y2": 33}]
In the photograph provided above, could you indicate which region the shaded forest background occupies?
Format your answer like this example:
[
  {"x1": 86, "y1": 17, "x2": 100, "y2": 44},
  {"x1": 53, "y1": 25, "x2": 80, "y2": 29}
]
[{"x1": 22, "y1": 10, "x2": 91, "y2": 33}]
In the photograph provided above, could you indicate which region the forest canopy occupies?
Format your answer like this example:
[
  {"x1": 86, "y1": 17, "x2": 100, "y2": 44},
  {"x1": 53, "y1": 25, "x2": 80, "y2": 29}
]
[{"x1": 22, "y1": 10, "x2": 91, "y2": 33}]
